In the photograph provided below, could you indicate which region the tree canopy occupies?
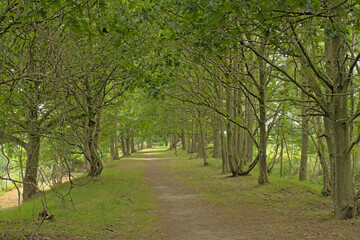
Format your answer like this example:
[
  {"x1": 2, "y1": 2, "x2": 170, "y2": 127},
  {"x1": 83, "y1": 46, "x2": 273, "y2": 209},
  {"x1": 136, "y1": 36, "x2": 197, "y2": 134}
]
[{"x1": 1, "y1": 0, "x2": 360, "y2": 220}]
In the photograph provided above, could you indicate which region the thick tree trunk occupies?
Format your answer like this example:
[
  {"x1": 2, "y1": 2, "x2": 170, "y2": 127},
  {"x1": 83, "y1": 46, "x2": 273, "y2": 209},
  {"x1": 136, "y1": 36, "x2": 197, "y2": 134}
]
[
  {"x1": 125, "y1": 137, "x2": 131, "y2": 155},
  {"x1": 131, "y1": 136, "x2": 136, "y2": 153},
  {"x1": 324, "y1": 22, "x2": 355, "y2": 219},
  {"x1": 180, "y1": 133, "x2": 186, "y2": 151},
  {"x1": 86, "y1": 116, "x2": 103, "y2": 177},
  {"x1": 121, "y1": 137, "x2": 128, "y2": 156},
  {"x1": 23, "y1": 133, "x2": 41, "y2": 201}
]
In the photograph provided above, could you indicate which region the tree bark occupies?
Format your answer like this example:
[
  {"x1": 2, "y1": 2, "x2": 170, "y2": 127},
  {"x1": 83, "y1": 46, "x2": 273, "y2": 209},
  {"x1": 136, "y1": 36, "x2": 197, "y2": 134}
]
[
  {"x1": 121, "y1": 137, "x2": 128, "y2": 156},
  {"x1": 257, "y1": 45, "x2": 268, "y2": 184},
  {"x1": 85, "y1": 115, "x2": 103, "y2": 177},
  {"x1": 245, "y1": 97, "x2": 253, "y2": 164},
  {"x1": 212, "y1": 115, "x2": 221, "y2": 158},
  {"x1": 180, "y1": 133, "x2": 186, "y2": 151},
  {"x1": 114, "y1": 105, "x2": 119, "y2": 159},
  {"x1": 23, "y1": 133, "x2": 41, "y2": 200},
  {"x1": 324, "y1": 20, "x2": 355, "y2": 219},
  {"x1": 110, "y1": 138, "x2": 115, "y2": 161},
  {"x1": 131, "y1": 136, "x2": 136, "y2": 154},
  {"x1": 299, "y1": 88, "x2": 309, "y2": 181}
]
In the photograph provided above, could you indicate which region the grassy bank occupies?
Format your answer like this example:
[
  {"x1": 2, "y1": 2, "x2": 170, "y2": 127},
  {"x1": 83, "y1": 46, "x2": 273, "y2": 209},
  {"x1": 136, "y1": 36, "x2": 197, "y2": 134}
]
[
  {"x1": 0, "y1": 155, "x2": 160, "y2": 240},
  {"x1": 162, "y1": 149, "x2": 332, "y2": 217}
]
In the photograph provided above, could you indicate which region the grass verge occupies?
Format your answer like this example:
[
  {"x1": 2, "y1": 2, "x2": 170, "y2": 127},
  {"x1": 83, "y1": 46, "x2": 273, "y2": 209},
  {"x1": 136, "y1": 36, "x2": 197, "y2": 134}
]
[
  {"x1": 0, "y1": 156, "x2": 160, "y2": 240},
  {"x1": 161, "y1": 149, "x2": 332, "y2": 217}
]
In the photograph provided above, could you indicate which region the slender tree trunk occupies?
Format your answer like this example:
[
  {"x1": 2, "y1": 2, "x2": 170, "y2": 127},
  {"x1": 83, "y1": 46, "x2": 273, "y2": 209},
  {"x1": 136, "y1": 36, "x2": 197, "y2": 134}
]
[
  {"x1": 245, "y1": 96, "x2": 253, "y2": 164},
  {"x1": 110, "y1": 138, "x2": 115, "y2": 161},
  {"x1": 187, "y1": 135, "x2": 192, "y2": 153},
  {"x1": 197, "y1": 109, "x2": 208, "y2": 165},
  {"x1": 280, "y1": 138, "x2": 283, "y2": 178},
  {"x1": 257, "y1": 46, "x2": 268, "y2": 184},
  {"x1": 225, "y1": 84, "x2": 237, "y2": 176},
  {"x1": 83, "y1": 118, "x2": 91, "y2": 172},
  {"x1": 212, "y1": 116, "x2": 221, "y2": 158},
  {"x1": 171, "y1": 133, "x2": 177, "y2": 155},
  {"x1": 316, "y1": 117, "x2": 331, "y2": 195},
  {"x1": 299, "y1": 89, "x2": 309, "y2": 181},
  {"x1": 220, "y1": 115, "x2": 228, "y2": 173},
  {"x1": 114, "y1": 105, "x2": 119, "y2": 159},
  {"x1": 193, "y1": 132, "x2": 198, "y2": 154}
]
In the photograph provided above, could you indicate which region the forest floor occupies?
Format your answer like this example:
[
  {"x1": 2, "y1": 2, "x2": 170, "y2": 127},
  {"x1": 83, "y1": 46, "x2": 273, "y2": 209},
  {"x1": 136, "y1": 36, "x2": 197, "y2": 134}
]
[{"x1": 1, "y1": 149, "x2": 360, "y2": 239}]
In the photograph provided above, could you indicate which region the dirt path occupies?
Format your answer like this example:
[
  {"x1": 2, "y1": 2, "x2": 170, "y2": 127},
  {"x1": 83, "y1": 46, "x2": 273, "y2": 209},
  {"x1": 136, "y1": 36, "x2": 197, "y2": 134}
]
[{"x1": 142, "y1": 153, "x2": 276, "y2": 240}]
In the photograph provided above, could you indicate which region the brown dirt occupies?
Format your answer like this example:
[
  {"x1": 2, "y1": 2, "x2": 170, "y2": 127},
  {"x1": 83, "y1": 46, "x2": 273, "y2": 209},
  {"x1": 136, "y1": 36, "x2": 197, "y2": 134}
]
[
  {"x1": 142, "y1": 152, "x2": 360, "y2": 240},
  {"x1": 0, "y1": 188, "x2": 22, "y2": 210}
]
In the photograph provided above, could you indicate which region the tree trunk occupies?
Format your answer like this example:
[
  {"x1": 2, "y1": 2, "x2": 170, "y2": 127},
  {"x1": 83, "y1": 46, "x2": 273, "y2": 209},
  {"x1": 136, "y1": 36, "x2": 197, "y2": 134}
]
[
  {"x1": 257, "y1": 46, "x2": 268, "y2": 184},
  {"x1": 114, "y1": 105, "x2": 119, "y2": 159},
  {"x1": 299, "y1": 88, "x2": 309, "y2": 181},
  {"x1": 197, "y1": 109, "x2": 208, "y2": 166},
  {"x1": 220, "y1": 116, "x2": 228, "y2": 173},
  {"x1": 171, "y1": 133, "x2": 177, "y2": 155},
  {"x1": 212, "y1": 116, "x2": 221, "y2": 158},
  {"x1": 245, "y1": 97, "x2": 253, "y2": 164},
  {"x1": 86, "y1": 116, "x2": 103, "y2": 177},
  {"x1": 193, "y1": 132, "x2": 198, "y2": 154},
  {"x1": 125, "y1": 137, "x2": 131, "y2": 155},
  {"x1": 280, "y1": 138, "x2": 283, "y2": 178},
  {"x1": 121, "y1": 137, "x2": 128, "y2": 156},
  {"x1": 131, "y1": 136, "x2": 136, "y2": 153},
  {"x1": 316, "y1": 117, "x2": 331, "y2": 195},
  {"x1": 324, "y1": 22, "x2": 355, "y2": 219},
  {"x1": 23, "y1": 133, "x2": 41, "y2": 201},
  {"x1": 110, "y1": 137, "x2": 115, "y2": 161},
  {"x1": 225, "y1": 84, "x2": 238, "y2": 176},
  {"x1": 180, "y1": 133, "x2": 186, "y2": 151}
]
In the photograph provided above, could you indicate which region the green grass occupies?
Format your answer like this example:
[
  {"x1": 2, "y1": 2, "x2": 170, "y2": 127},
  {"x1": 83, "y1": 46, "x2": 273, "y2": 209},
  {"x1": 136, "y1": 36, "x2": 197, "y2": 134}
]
[
  {"x1": 0, "y1": 157, "x2": 160, "y2": 240},
  {"x1": 160, "y1": 149, "x2": 332, "y2": 217}
]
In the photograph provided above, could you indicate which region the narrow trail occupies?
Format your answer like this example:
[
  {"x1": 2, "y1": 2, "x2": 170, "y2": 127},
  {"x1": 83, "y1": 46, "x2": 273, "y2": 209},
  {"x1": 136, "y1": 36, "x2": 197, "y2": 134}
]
[{"x1": 142, "y1": 152, "x2": 274, "y2": 240}]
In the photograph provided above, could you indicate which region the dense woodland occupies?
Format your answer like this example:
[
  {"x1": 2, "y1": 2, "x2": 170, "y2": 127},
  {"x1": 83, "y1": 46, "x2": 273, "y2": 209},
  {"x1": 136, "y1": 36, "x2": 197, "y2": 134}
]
[{"x1": 1, "y1": 0, "x2": 360, "y2": 222}]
